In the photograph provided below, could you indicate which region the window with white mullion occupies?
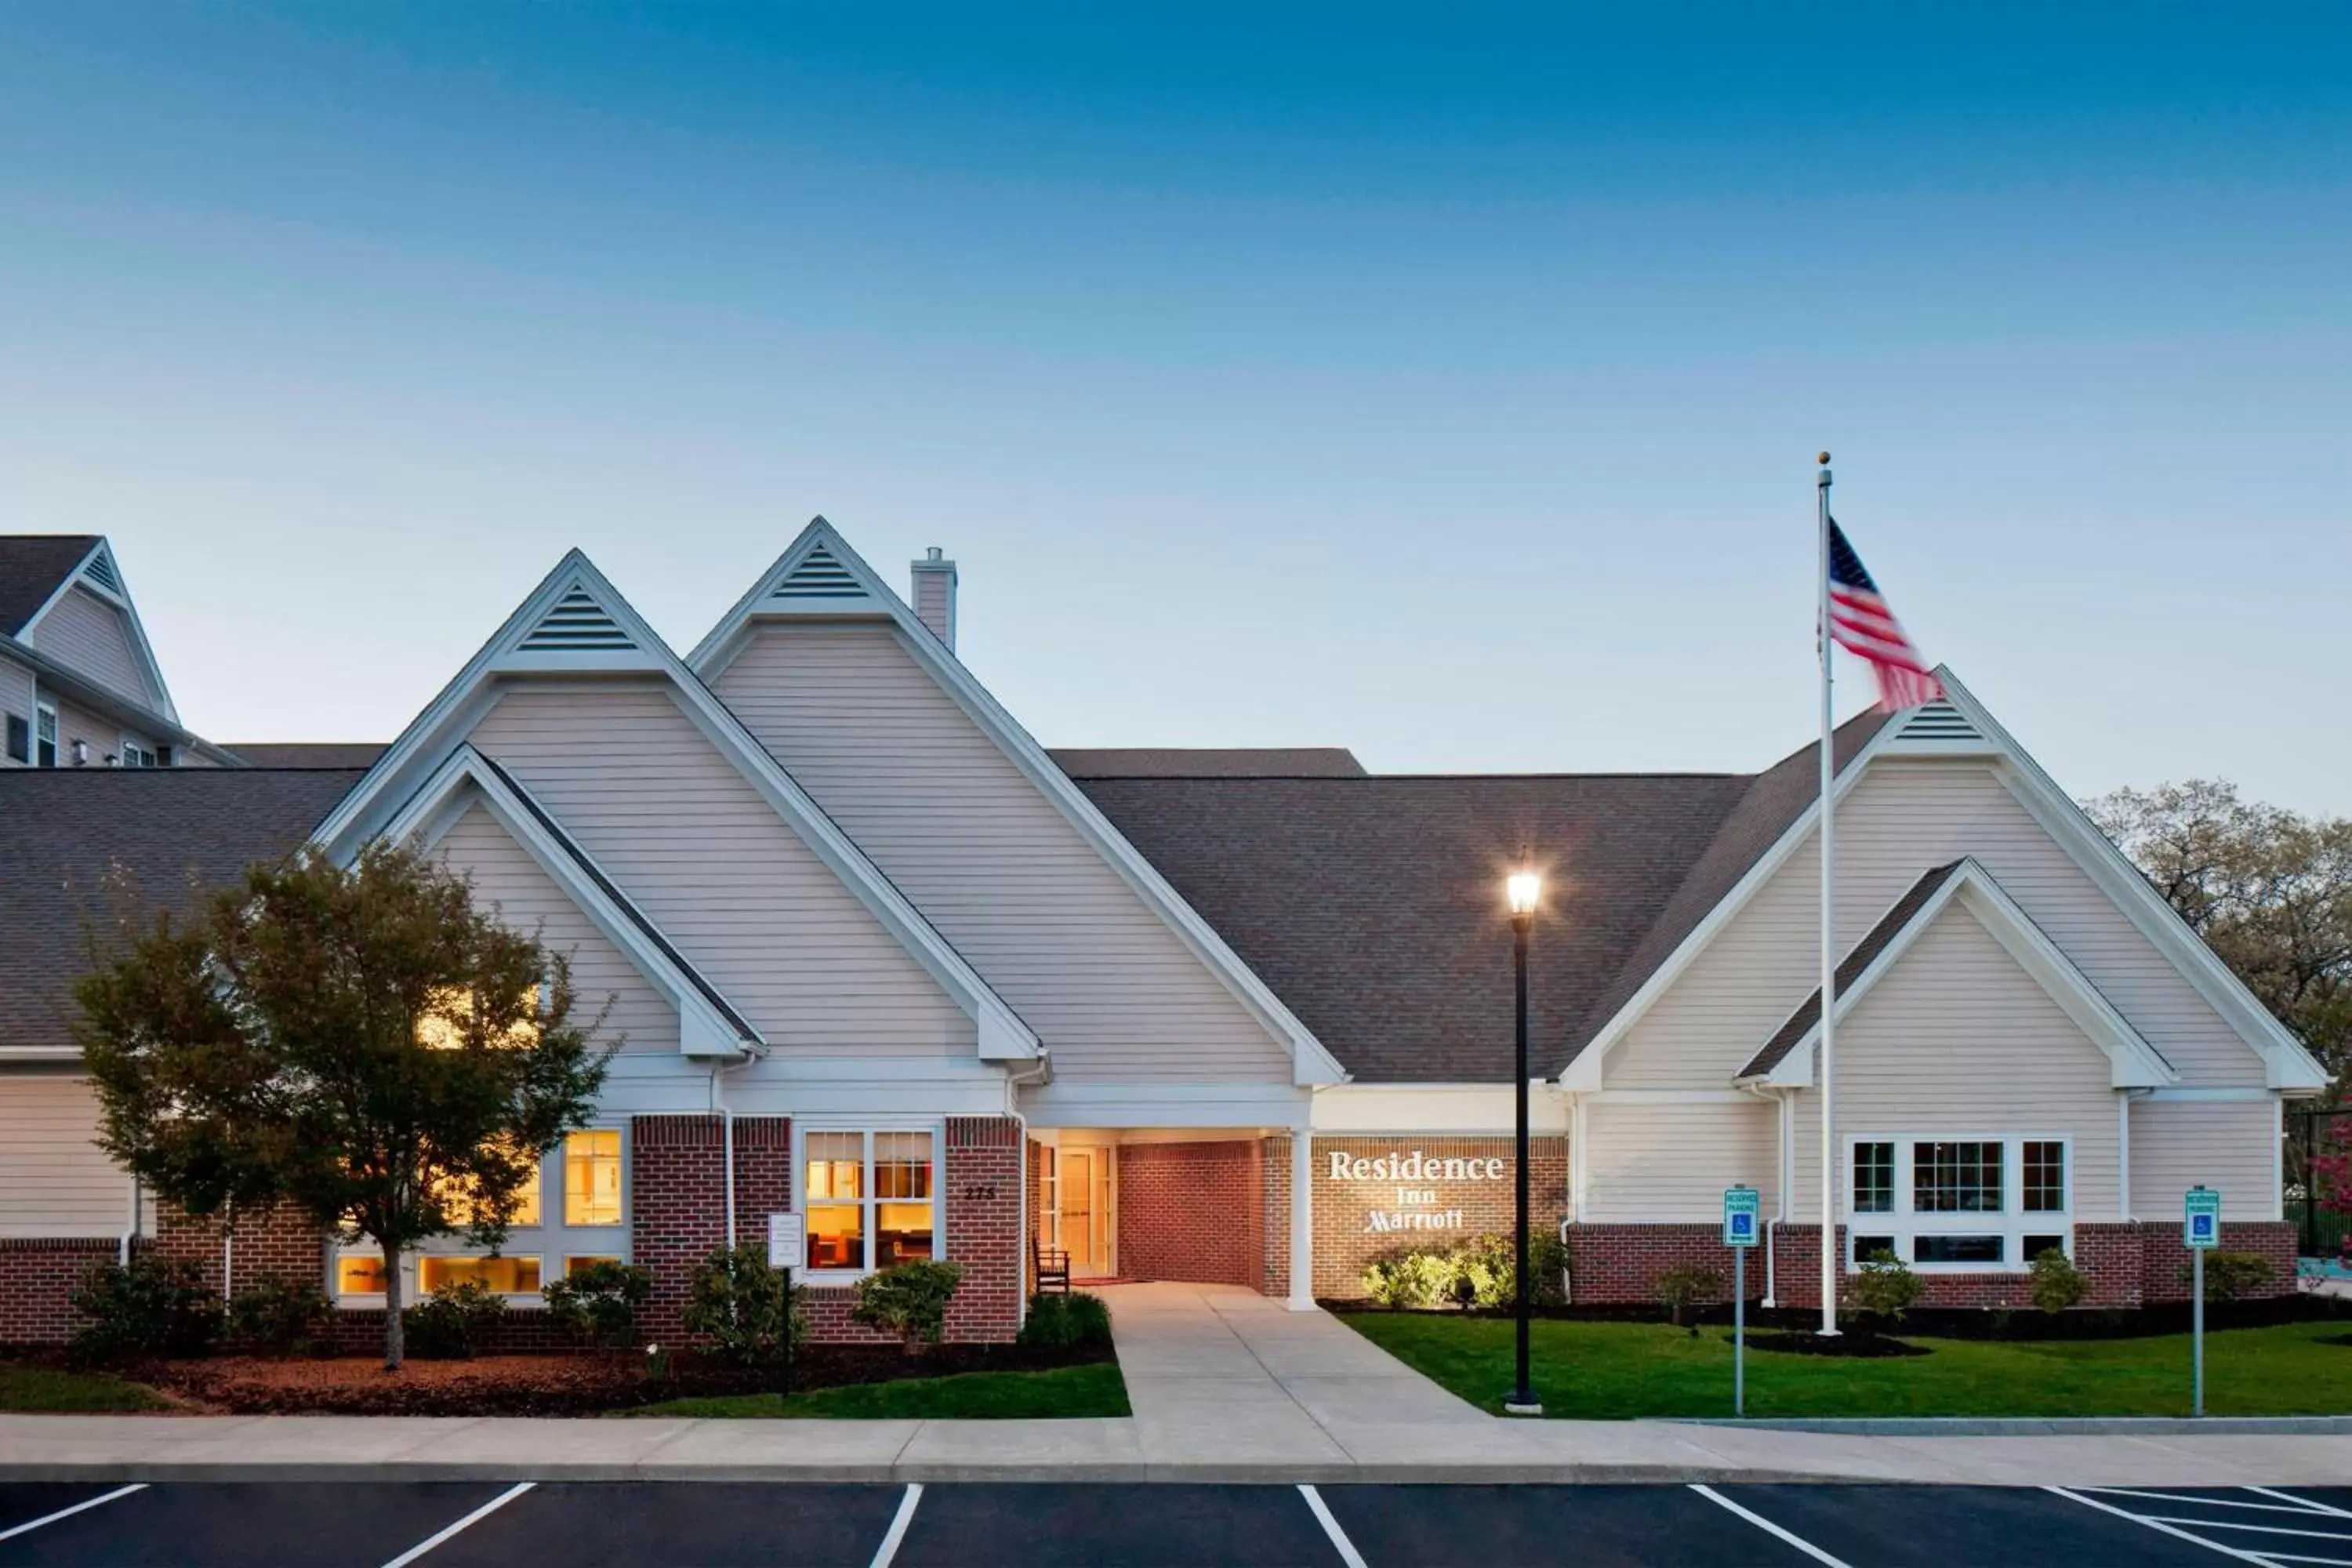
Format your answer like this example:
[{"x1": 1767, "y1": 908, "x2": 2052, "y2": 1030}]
[
  {"x1": 1846, "y1": 1134, "x2": 2071, "y2": 1273},
  {"x1": 799, "y1": 1124, "x2": 939, "y2": 1279}
]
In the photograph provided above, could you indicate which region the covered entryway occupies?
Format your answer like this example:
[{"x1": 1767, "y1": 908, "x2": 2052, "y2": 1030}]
[
  {"x1": 1030, "y1": 1128, "x2": 1303, "y2": 1298},
  {"x1": 1039, "y1": 1141, "x2": 1118, "y2": 1279}
]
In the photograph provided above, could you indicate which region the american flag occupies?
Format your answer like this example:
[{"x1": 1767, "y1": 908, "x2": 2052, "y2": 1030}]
[{"x1": 1828, "y1": 521, "x2": 1944, "y2": 711}]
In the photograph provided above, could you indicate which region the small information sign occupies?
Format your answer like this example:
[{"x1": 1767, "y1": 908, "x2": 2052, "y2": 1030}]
[
  {"x1": 767, "y1": 1211, "x2": 804, "y2": 1269},
  {"x1": 2183, "y1": 1187, "x2": 2222, "y2": 1250},
  {"x1": 1722, "y1": 1186, "x2": 1762, "y2": 1249}
]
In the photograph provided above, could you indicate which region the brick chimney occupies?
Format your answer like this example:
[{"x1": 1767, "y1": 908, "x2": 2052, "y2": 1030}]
[{"x1": 910, "y1": 546, "x2": 957, "y2": 652}]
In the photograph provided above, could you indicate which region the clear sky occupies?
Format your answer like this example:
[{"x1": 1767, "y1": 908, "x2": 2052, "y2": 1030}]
[{"x1": 2, "y1": 4, "x2": 2346, "y2": 808}]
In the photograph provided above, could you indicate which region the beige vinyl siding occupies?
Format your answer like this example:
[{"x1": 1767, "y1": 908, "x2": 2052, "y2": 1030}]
[
  {"x1": 712, "y1": 624, "x2": 1293, "y2": 1083},
  {"x1": 45, "y1": 696, "x2": 125, "y2": 770},
  {"x1": 2130, "y1": 1098, "x2": 2278, "y2": 1221},
  {"x1": 1607, "y1": 760, "x2": 2265, "y2": 1091},
  {"x1": 436, "y1": 801, "x2": 679, "y2": 1056},
  {"x1": 466, "y1": 682, "x2": 973, "y2": 1056},
  {"x1": 0, "y1": 655, "x2": 32, "y2": 765},
  {"x1": 1784, "y1": 901, "x2": 2122, "y2": 1219},
  {"x1": 0, "y1": 1076, "x2": 134, "y2": 1237},
  {"x1": 1578, "y1": 1098, "x2": 1777, "y2": 1222},
  {"x1": 31, "y1": 586, "x2": 151, "y2": 706}
]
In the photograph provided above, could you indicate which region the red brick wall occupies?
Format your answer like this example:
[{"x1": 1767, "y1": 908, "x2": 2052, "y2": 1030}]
[
  {"x1": 1118, "y1": 1138, "x2": 1266, "y2": 1289},
  {"x1": 942, "y1": 1116, "x2": 1022, "y2": 1342},
  {"x1": 1313, "y1": 1136, "x2": 1568, "y2": 1300},
  {"x1": 1263, "y1": 1134, "x2": 1292, "y2": 1299},
  {"x1": 0, "y1": 1237, "x2": 122, "y2": 1346},
  {"x1": 2143, "y1": 1220, "x2": 2296, "y2": 1303},
  {"x1": 154, "y1": 1200, "x2": 327, "y2": 1300},
  {"x1": 1565, "y1": 1224, "x2": 1752, "y2": 1306}
]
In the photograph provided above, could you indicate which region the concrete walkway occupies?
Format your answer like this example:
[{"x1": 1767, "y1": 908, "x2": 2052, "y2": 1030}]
[{"x1": 6, "y1": 1283, "x2": 2352, "y2": 1484}]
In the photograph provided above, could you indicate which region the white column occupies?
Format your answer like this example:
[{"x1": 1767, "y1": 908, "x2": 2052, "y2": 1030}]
[{"x1": 1287, "y1": 1128, "x2": 1316, "y2": 1310}]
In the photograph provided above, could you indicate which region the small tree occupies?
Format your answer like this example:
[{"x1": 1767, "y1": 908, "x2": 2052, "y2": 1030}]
[
  {"x1": 851, "y1": 1260, "x2": 964, "y2": 1348},
  {"x1": 75, "y1": 844, "x2": 614, "y2": 1370},
  {"x1": 1654, "y1": 1264, "x2": 1724, "y2": 1331},
  {"x1": 2028, "y1": 1247, "x2": 2089, "y2": 1315},
  {"x1": 1842, "y1": 1250, "x2": 1924, "y2": 1335}
]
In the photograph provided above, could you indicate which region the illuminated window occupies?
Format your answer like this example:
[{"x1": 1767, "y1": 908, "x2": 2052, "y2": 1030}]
[
  {"x1": 419, "y1": 1254, "x2": 541, "y2": 1294},
  {"x1": 564, "y1": 1254, "x2": 622, "y2": 1277},
  {"x1": 564, "y1": 1130, "x2": 622, "y2": 1226},
  {"x1": 803, "y1": 1129, "x2": 935, "y2": 1275},
  {"x1": 441, "y1": 1141, "x2": 542, "y2": 1227},
  {"x1": 415, "y1": 985, "x2": 542, "y2": 1051},
  {"x1": 337, "y1": 1255, "x2": 389, "y2": 1294}
]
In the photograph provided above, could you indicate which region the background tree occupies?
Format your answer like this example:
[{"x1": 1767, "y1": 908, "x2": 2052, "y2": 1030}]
[
  {"x1": 76, "y1": 843, "x2": 613, "y2": 1370},
  {"x1": 2085, "y1": 780, "x2": 2352, "y2": 1090}
]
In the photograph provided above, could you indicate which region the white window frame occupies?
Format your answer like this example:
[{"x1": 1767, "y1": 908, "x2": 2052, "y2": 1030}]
[
  {"x1": 118, "y1": 735, "x2": 158, "y2": 768},
  {"x1": 791, "y1": 1119, "x2": 946, "y2": 1283},
  {"x1": 330, "y1": 1124, "x2": 630, "y2": 1308},
  {"x1": 1844, "y1": 1133, "x2": 2073, "y2": 1274},
  {"x1": 34, "y1": 704, "x2": 56, "y2": 768}
]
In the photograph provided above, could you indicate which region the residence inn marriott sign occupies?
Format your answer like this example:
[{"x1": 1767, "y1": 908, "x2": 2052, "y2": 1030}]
[{"x1": 0, "y1": 524, "x2": 2310, "y2": 1350}]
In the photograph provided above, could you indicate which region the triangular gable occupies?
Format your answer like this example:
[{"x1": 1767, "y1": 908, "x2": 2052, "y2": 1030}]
[
  {"x1": 1737, "y1": 857, "x2": 2176, "y2": 1090},
  {"x1": 310, "y1": 549, "x2": 1040, "y2": 1062},
  {"x1": 1563, "y1": 666, "x2": 2323, "y2": 1093},
  {"x1": 385, "y1": 745, "x2": 765, "y2": 1059},
  {"x1": 18, "y1": 539, "x2": 179, "y2": 722},
  {"x1": 687, "y1": 518, "x2": 1349, "y2": 1087}
]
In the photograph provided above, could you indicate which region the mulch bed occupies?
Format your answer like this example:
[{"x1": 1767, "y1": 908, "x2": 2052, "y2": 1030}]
[
  {"x1": 1744, "y1": 1330, "x2": 1932, "y2": 1359},
  {"x1": 139, "y1": 1340, "x2": 1116, "y2": 1417}
]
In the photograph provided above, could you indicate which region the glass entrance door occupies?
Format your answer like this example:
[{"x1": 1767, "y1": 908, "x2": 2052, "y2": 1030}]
[
  {"x1": 1062, "y1": 1150, "x2": 1097, "y2": 1272},
  {"x1": 1046, "y1": 1144, "x2": 1116, "y2": 1277}
]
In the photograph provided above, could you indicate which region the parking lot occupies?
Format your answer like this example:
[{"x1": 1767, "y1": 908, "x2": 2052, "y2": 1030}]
[{"x1": 4, "y1": 1476, "x2": 2350, "y2": 1566}]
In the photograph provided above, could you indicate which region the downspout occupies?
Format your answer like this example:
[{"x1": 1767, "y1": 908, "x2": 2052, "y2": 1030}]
[
  {"x1": 121, "y1": 1175, "x2": 140, "y2": 1268},
  {"x1": 222, "y1": 1201, "x2": 234, "y2": 1301},
  {"x1": 710, "y1": 1054, "x2": 755, "y2": 1250},
  {"x1": 1739, "y1": 1082, "x2": 1791, "y2": 1308}
]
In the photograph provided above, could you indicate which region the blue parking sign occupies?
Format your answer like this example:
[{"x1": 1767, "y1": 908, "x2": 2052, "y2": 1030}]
[
  {"x1": 1722, "y1": 1186, "x2": 1761, "y2": 1249},
  {"x1": 2183, "y1": 1187, "x2": 2221, "y2": 1250}
]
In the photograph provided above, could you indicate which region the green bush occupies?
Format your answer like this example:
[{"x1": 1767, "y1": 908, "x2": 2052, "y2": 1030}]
[
  {"x1": 403, "y1": 1279, "x2": 507, "y2": 1359},
  {"x1": 2185, "y1": 1250, "x2": 2274, "y2": 1304},
  {"x1": 68, "y1": 1254, "x2": 223, "y2": 1365},
  {"x1": 851, "y1": 1260, "x2": 964, "y2": 1346},
  {"x1": 684, "y1": 1244, "x2": 805, "y2": 1368},
  {"x1": 543, "y1": 1261, "x2": 653, "y2": 1349},
  {"x1": 1361, "y1": 1251, "x2": 1453, "y2": 1308},
  {"x1": 2028, "y1": 1247, "x2": 2088, "y2": 1315},
  {"x1": 1018, "y1": 1291, "x2": 1114, "y2": 1349},
  {"x1": 227, "y1": 1275, "x2": 335, "y2": 1356},
  {"x1": 1447, "y1": 1235, "x2": 1515, "y2": 1308},
  {"x1": 1842, "y1": 1250, "x2": 1924, "y2": 1329},
  {"x1": 1527, "y1": 1232, "x2": 1570, "y2": 1308},
  {"x1": 1654, "y1": 1264, "x2": 1724, "y2": 1330}
]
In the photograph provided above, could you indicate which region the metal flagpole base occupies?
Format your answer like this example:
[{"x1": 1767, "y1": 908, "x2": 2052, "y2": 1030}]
[{"x1": 1503, "y1": 1399, "x2": 1545, "y2": 1417}]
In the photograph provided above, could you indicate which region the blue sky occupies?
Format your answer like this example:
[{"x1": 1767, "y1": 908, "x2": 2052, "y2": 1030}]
[{"x1": 2, "y1": 4, "x2": 2346, "y2": 807}]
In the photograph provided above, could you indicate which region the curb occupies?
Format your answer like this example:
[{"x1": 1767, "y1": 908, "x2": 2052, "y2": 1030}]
[
  {"x1": 0, "y1": 1460, "x2": 1867, "y2": 1486},
  {"x1": 1681, "y1": 1415, "x2": 2352, "y2": 1436}
]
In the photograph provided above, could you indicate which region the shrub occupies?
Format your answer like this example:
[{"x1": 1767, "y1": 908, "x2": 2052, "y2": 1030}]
[
  {"x1": 2028, "y1": 1247, "x2": 2088, "y2": 1315},
  {"x1": 1654, "y1": 1264, "x2": 1724, "y2": 1330},
  {"x1": 403, "y1": 1279, "x2": 507, "y2": 1359},
  {"x1": 2185, "y1": 1250, "x2": 2274, "y2": 1304},
  {"x1": 1842, "y1": 1250, "x2": 1924, "y2": 1330},
  {"x1": 68, "y1": 1254, "x2": 223, "y2": 1365},
  {"x1": 543, "y1": 1261, "x2": 653, "y2": 1350},
  {"x1": 684, "y1": 1244, "x2": 804, "y2": 1368},
  {"x1": 1361, "y1": 1251, "x2": 1451, "y2": 1309},
  {"x1": 851, "y1": 1260, "x2": 964, "y2": 1346},
  {"x1": 1018, "y1": 1291, "x2": 1114, "y2": 1350},
  {"x1": 1447, "y1": 1235, "x2": 1515, "y2": 1308},
  {"x1": 227, "y1": 1276, "x2": 335, "y2": 1356},
  {"x1": 1527, "y1": 1232, "x2": 1570, "y2": 1308}
]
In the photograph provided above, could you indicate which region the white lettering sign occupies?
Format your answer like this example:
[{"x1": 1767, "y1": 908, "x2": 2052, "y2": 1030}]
[{"x1": 1328, "y1": 1151, "x2": 1507, "y2": 1183}]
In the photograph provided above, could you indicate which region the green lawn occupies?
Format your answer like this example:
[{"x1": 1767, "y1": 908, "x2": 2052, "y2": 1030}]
[
  {"x1": 630, "y1": 1361, "x2": 1130, "y2": 1420},
  {"x1": 1341, "y1": 1312, "x2": 2352, "y2": 1420},
  {"x1": 0, "y1": 1363, "x2": 175, "y2": 1414}
]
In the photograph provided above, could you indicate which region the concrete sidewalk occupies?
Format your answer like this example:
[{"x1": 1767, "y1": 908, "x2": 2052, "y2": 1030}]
[{"x1": 5, "y1": 1281, "x2": 2352, "y2": 1485}]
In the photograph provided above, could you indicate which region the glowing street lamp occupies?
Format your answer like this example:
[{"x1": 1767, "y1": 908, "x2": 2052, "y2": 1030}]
[{"x1": 1504, "y1": 865, "x2": 1542, "y2": 1416}]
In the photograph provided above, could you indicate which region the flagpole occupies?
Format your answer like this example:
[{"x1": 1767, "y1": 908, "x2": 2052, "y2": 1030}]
[{"x1": 1817, "y1": 452, "x2": 1839, "y2": 1336}]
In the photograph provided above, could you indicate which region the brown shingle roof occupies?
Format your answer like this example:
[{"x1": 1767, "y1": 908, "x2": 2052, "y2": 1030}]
[
  {"x1": 0, "y1": 535, "x2": 100, "y2": 637},
  {"x1": 1051, "y1": 747, "x2": 1365, "y2": 778},
  {"x1": 0, "y1": 769, "x2": 365, "y2": 1055},
  {"x1": 223, "y1": 742, "x2": 390, "y2": 769},
  {"x1": 1737, "y1": 859, "x2": 1965, "y2": 1080}
]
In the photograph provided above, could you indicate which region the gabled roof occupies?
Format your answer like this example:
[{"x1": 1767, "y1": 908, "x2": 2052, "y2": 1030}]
[
  {"x1": 0, "y1": 768, "x2": 366, "y2": 1058},
  {"x1": 2, "y1": 536, "x2": 179, "y2": 724},
  {"x1": 310, "y1": 549, "x2": 1040, "y2": 1062},
  {"x1": 383, "y1": 746, "x2": 765, "y2": 1059},
  {"x1": 1053, "y1": 747, "x2": 1367, "y2": 779},
  {"x1": 1737, "y1": 856, "x2": 2177, "y2": 1090},
  {"x1": 690, "y1": 519, "x2": 1350, "y2": 1087},
  {"x1": 226, "y1": 742, "x2": 390, "y2": 769}
]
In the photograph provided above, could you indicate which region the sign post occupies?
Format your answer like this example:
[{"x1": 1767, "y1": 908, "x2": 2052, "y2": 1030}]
[
  {"x1": 2183, "y1": 1187, "x2": 2220, "y2": 1417},
  {"x1": 1723, "y1": 1186, "x2": 1761, "y2": 1417},
  {"x1": 768, "y1": 1212, "x2": 804, "y2": 1398}
]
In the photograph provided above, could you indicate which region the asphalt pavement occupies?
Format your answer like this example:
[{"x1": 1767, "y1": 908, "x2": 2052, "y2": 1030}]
[{"x1": 6, "y1": 1476, "x2": 2351, "y2": 1566}]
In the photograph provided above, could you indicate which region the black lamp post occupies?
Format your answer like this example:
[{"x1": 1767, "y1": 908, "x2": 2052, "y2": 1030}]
[{"x1": 1504, "y1": 867, "x2": 1543, "y2": 1417}]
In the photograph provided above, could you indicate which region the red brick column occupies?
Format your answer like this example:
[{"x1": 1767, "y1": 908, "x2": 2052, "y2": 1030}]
[
  {"x1": 1117, "y1": 1139, "x2": 1267, "y2": 1289},
  {"x1": 1262, "y1": 1134, "x2": 1292, "y2": 1299},
  {"x1": 0, "y1": 1238, "x2": 124, "y2": 1346},
  {"x1": 942, "y1": 1116, "x2": 1022, "y2": 1342},
  {"x1": 631, "y1": 1114, "x2": 728, "y2": 1342}
]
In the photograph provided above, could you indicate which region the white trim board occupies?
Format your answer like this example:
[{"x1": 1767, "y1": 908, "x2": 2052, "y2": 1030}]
[
  {"x1": 310, "y1": 549, "x2": 1041, "y2": 1064},
  {"x1": 687, "y1": 518, "x2": 1348, "y2": 1089}
]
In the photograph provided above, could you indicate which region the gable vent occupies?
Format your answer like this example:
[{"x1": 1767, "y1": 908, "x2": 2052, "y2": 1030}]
[
  {"x1": 771, "y1": 543, "x2": 866, "y2": 599},
  {"x1": 518, "y1": 587, "x2": 636, "y2": 652},
  {"x1": 1898, "y1": 702, "x2": 1982, "y2": 743},
  {"x1": 81, "y1": 550, "x2": 122, "y2": 595}
]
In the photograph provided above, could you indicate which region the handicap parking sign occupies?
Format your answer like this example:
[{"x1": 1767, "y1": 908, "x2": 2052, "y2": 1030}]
[
  {"x1": 1722, "y1": 1186, "x2": 1761, "y2": 1249},
  {"x1": 2183, "y1": 1187, "x2": 2221, "y2": 1250}
]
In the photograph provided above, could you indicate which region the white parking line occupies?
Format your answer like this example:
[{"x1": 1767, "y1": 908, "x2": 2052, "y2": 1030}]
[
  {"x1": 1297, "y1": 1484, "x2": 1368, "y2": 1568},
  {"x1": 379, "y1": 1481, "x2": 535, "y2": 1568},
  {"x1": 2082, "y1": 1488, "x2": 2352, "y2": 1515},
  {"x1": 1687, "y1": 1484, "x2": 1853, "y2": 1567},
  {"x1": 0, "y1": 1483, "x2": 148, "y2": 1544},
  {"x1": 869, "y1": 1483, "x2": 924, "y2": 1568},
  {"x1": 2251, "y1": 1488, "x2": 2352, "y2": 1520},
  {"x1": 2046, "y1": 1485, "x2": 2288, "y2": 1565}
]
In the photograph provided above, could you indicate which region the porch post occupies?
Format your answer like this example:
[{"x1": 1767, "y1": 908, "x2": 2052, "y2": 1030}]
[{"x1": 1287, "y1": 1127, "x2": 1316, "y2": 1310}]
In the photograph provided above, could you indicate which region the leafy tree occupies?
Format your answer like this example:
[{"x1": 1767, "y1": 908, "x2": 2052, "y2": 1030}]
[{"x1": 75, "y1": 843, "x2": 614, "y2": 1370}]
